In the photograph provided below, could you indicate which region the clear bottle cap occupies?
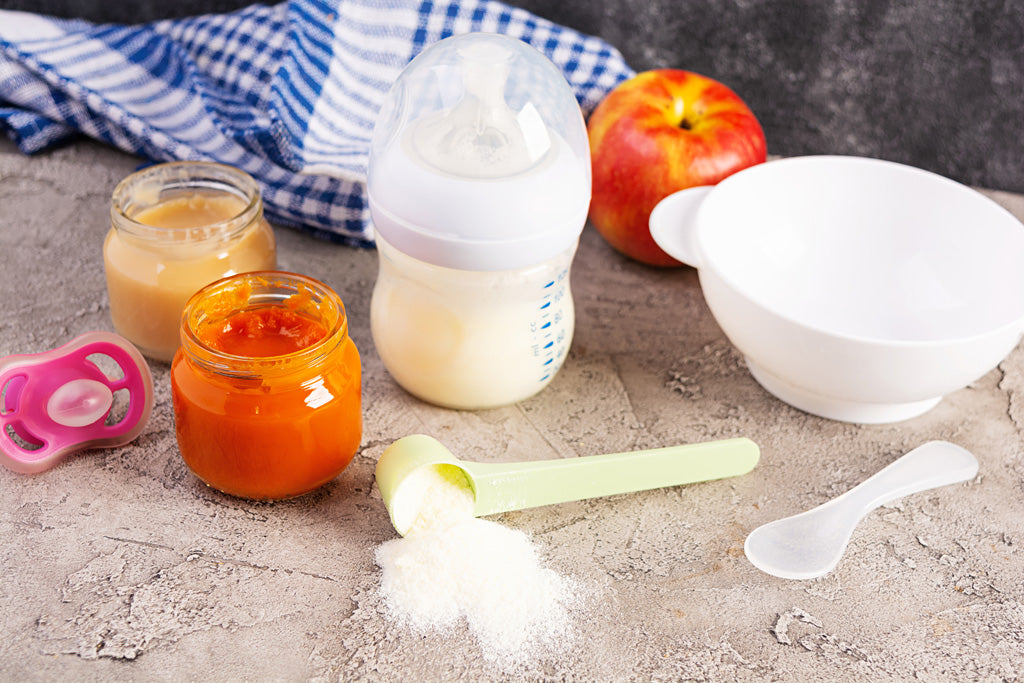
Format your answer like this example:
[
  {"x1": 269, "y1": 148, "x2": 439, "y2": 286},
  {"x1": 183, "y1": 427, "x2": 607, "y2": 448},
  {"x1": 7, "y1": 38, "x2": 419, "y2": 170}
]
[{"x1": 367, "y1": 33, "x2": 591, "y2": 271}]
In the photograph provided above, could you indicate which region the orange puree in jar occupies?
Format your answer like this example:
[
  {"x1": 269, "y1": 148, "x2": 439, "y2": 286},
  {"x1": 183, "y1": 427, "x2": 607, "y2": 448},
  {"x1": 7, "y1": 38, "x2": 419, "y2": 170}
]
[
  {"x1": 171, "y1": 272, "x2": 362, "y2": 500},
  {"x1": 202, "y1": 307, "x2": 328, "y2": 357}
]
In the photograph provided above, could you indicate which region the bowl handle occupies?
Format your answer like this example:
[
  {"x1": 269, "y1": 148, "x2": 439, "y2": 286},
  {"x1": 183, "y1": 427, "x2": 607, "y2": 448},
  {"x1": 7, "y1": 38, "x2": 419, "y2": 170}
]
[{"x1": 649, "y1": 186, "x2": 713, "y2": 268}]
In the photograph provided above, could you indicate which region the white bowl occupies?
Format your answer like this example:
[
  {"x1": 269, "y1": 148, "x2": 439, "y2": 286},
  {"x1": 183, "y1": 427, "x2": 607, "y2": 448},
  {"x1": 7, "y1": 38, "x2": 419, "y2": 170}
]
[{"x1": 650, "y1": 156, "x2": 1024, "y2": 423}]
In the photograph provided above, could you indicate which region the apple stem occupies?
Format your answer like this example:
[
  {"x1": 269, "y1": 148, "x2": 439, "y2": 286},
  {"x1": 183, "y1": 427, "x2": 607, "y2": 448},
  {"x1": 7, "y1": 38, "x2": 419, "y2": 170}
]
[{"x1": 672, "y1": 97, "x2": 690, "y2": 130}]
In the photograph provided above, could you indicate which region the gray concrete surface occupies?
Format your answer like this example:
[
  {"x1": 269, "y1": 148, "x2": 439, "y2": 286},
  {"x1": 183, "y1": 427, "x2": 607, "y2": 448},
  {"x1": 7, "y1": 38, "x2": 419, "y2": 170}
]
[{"x1": 1, "y1": 139, "x2": 1023, "y2": 681}]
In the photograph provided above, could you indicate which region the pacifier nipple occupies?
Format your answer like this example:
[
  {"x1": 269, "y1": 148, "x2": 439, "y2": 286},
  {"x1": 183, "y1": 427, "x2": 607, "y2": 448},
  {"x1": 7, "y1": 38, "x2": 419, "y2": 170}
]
[
  {"x1": 47, "y1": 379, "x2": 115, "y2": 428},
  {"x1": 0, "y1": 331, "x2": 153, "y2": 474}
]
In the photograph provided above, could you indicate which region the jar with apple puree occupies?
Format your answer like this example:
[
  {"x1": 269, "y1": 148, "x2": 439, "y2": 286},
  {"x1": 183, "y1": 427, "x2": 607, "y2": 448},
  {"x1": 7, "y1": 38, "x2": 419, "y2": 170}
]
[
  {"x1": 104, "y1": 161, "x2": 277, "y2": 362},
  {"x1": 170, "y1": 271, "x2": 362, "y2": 500}
]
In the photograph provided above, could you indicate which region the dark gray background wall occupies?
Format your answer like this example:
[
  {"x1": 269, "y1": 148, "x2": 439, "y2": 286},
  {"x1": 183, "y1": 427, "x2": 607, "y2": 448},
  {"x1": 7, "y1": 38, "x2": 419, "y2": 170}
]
[{"x1": 2, "y1": 0, "x2": 1022, "y2": 194}]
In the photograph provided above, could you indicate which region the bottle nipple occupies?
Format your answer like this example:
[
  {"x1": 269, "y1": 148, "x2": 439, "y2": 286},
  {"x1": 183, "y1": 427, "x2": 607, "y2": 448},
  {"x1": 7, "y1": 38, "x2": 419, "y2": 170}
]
[{"x1": 410, "y1": 40, "x2": 551, "y2": 178}]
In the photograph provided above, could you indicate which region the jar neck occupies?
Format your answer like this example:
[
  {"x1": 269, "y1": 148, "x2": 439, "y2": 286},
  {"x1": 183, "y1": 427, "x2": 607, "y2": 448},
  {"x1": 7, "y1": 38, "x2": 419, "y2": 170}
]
[
  {"x1": 111, "y1": 161, "x2": 263, "y2": 248},
  {"x1": 179, "y1": 271, "x2": 348, "y2": 380}
]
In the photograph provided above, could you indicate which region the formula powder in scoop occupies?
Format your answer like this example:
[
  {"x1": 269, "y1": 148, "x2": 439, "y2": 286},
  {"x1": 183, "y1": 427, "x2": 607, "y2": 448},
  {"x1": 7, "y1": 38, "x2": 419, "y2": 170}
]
[{"x1": 375, "y1": 464, "x2": 583, "y2": 667}]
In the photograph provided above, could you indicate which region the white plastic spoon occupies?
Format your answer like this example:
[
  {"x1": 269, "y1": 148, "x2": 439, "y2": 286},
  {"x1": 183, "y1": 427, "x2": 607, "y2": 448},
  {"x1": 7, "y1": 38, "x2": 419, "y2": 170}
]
[{"x1": 744, "y1": 440, "x2": 978, "y2": 580}]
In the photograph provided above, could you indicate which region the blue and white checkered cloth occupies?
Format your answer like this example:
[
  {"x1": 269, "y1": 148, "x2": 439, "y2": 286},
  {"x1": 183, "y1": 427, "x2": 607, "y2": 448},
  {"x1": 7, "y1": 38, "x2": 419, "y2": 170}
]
[{"x1": 0, "y1": 0, "x2": 633, "y2": 246}]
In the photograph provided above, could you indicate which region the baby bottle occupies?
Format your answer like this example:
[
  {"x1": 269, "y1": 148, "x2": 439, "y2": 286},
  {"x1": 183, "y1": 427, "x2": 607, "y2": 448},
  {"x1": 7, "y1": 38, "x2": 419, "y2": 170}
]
[{"x1": 367, "y1": 33, "x2": 591, "y2": 410}]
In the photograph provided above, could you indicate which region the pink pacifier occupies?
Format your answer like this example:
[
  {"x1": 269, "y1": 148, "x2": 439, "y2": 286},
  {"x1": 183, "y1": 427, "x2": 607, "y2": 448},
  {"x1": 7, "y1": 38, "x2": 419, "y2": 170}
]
[{"x1": 0, "y1": 331, "x2": 154, "y2": 474}]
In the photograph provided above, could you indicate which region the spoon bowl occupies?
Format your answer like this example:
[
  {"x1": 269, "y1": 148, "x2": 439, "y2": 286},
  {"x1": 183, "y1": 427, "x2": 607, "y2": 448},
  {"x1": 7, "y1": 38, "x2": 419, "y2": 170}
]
[
  {"x1": 744, "y1": 440, "x2": 978, "y2": 580},
  {"x1": 376, "y1": 434, "x2": 761, "y2": 535}
]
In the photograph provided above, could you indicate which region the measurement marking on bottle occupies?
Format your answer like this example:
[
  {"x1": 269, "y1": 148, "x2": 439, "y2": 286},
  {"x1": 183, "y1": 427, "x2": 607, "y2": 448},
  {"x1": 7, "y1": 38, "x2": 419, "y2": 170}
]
[{"x1": 534, "y1": 268, "x2": 570, "y2": 385}]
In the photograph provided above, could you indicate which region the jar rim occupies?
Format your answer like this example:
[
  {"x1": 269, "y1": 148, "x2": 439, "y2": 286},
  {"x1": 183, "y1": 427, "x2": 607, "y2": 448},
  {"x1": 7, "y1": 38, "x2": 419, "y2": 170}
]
[
  {"x1": 111, "y1": 161, "x2": 263, "y2": 244},
  {"x1": 179, "y1": 271, "x2": 348, "y2": 378}
]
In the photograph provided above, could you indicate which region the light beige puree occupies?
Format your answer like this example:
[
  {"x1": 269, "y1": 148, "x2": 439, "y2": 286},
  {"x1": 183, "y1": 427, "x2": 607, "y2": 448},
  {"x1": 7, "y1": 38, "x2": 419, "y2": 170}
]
[{"x1": 104, "y1": 194, "x2": 276, "y2": 362}]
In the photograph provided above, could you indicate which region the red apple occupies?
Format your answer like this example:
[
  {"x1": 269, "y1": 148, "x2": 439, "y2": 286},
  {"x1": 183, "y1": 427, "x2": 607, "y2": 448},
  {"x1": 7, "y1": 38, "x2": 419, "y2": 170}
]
[{"x1": 587, "y1": 69, "x2": 767, "y2": 266}]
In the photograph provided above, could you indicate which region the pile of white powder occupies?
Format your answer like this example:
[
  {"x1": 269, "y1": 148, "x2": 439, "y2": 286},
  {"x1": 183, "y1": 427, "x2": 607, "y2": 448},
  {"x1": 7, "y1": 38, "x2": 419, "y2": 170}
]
[{"x1": 375, "y1": 464, "x2": 584, "y2": 668}]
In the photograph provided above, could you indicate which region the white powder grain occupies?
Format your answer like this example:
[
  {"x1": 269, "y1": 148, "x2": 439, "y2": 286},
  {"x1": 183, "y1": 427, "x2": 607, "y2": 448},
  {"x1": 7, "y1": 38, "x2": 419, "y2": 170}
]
[
  {"x1": 375, "y1": 464, "x2": 583, "y2": 668},
  {"x1": 388, "y1": 463, "x2": 476, "y2": 536}
]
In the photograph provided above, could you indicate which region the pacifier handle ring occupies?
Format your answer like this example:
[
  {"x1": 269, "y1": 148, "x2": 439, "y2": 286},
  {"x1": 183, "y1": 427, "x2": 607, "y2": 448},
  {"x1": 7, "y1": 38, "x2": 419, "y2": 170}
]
[{"x1": 0, "y1": 331, "x2": 154, "y2": 473}]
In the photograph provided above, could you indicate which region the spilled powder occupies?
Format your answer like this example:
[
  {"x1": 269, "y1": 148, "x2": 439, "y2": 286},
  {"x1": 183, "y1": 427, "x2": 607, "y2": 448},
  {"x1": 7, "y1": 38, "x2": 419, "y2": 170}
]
[{"x1": 375, "y1": 464, "x2": 584, "y2": 668}]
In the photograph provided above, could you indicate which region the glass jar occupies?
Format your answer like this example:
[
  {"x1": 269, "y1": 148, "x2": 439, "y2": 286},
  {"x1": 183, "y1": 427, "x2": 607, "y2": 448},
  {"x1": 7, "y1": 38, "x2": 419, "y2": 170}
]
[
  {"x1": 371, "y1": 234, "x2": 575, "y2": 410},
  {"x1": 170, "y1": 271, "x2": 362, "y2": 500},
  {"x1": 104, "y1": 161, "x2": 277, "y2": 362}
]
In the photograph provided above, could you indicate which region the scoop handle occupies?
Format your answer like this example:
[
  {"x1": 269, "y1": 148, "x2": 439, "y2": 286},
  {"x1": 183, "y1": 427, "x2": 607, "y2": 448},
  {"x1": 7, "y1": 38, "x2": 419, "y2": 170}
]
[{"x1": 462, "y1": 437, "x2": 759, "y2": 517}]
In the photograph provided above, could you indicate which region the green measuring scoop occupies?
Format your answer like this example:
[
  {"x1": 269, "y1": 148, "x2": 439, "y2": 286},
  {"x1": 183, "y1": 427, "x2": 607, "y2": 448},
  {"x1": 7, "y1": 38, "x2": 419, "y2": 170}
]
[{"x1": 375, "y1": 434, "x2": 760, "y2": 535}]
